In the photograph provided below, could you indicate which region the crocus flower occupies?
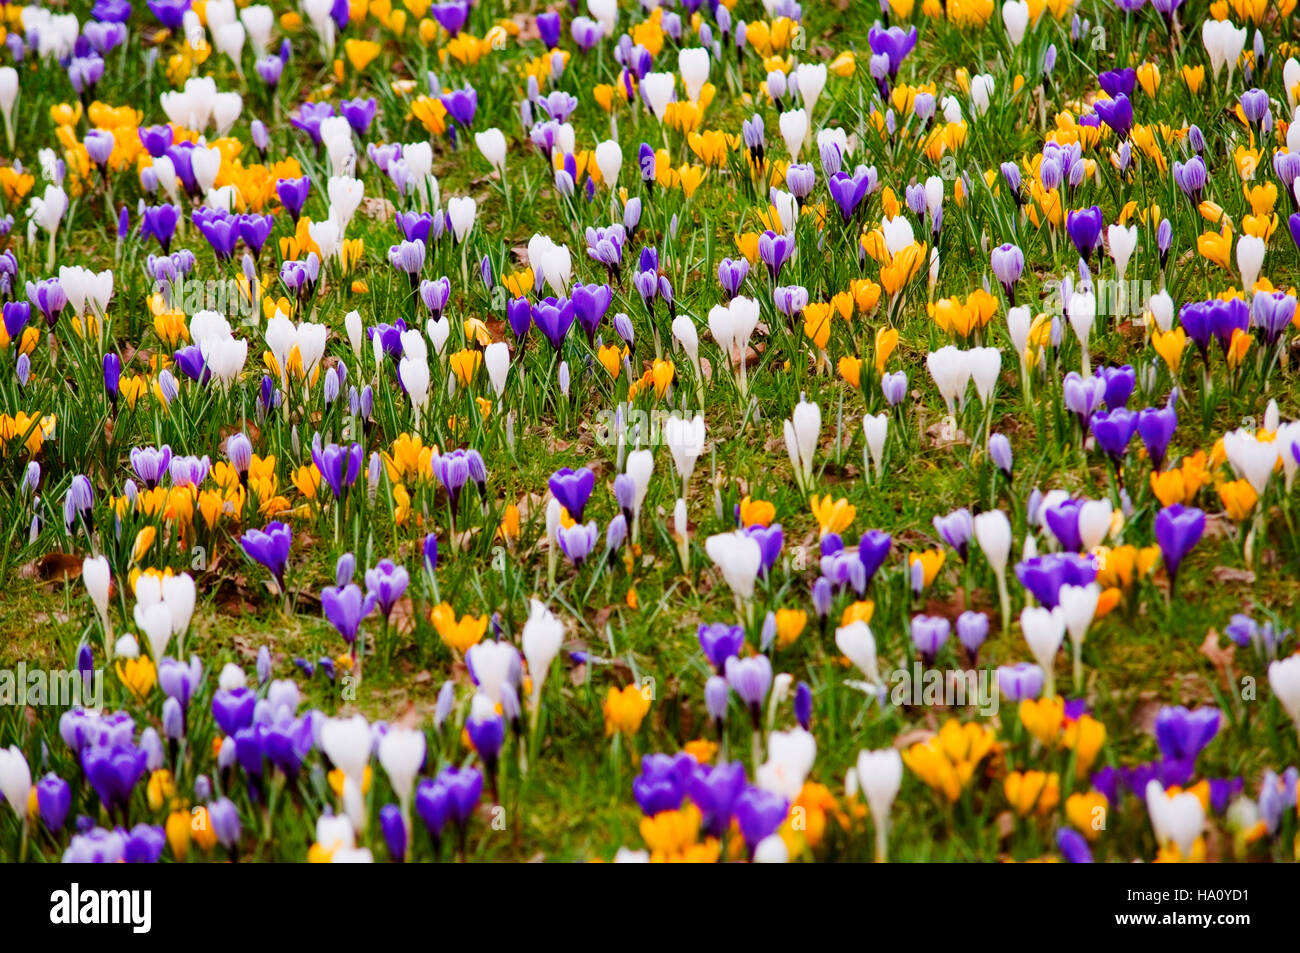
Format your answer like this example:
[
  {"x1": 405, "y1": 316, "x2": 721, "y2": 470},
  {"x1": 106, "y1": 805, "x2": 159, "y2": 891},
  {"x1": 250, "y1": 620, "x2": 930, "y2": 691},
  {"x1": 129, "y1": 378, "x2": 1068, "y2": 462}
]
[
  {"x1": 548, "y1": 467, "x2": 595, "y2": 521},
  {"x1": 1154, "y1": 504, "x2": 1205, "y2": 595},
  {"x1": 365, "y1": 560, "x2": 410, "y2": 620},
  {"x1": 1066, "y1": 206, "x2": 1103, "y2": 259},
  {"x1": 240, "y1": 521, "x2": 293, "y2": 592}
]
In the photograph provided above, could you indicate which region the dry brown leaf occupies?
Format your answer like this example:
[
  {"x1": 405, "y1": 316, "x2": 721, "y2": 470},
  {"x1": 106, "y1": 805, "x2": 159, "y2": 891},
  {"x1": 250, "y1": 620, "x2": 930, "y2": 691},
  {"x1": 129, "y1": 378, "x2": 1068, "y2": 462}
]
[
  {"x1": 1199, "y1": 629, "x2": 1235, "y2": 680},
  {"x1": 20, "y1": 552, "x2": 85, "y2": 582},
  {"x1": 1212, "y1": 566, "x2": 1255, "y2": 584}
]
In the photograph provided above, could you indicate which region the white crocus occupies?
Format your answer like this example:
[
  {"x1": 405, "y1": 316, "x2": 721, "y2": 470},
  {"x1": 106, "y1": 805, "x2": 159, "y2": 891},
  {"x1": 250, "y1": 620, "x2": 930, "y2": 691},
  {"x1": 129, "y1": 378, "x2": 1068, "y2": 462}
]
[
  {"x1": 856, "y1": 748, "x2": 903, "y2": 861},
  {"x1": 926, "y1": 345, "x2": 971, "y2": 417},
  {"x1": 862, "y1": 413, "x2": 888, "y2": 482},
  {"x1": 484, "y1": 341, "x2": 509, "y2": 397},
  {"x1": 664, "y1": 413, "x2": 706, "y2": 492},
  {"x1": 1268, "y1": 655, "x2": 1300, "y2": 734},
  {"x1": 83, "y1": 555, "x2": 112, "y2": 645},
  {"x1": 1001, "y1": 0, "x2": 1029, "y2": 46},
  {"x1": 1146, "y1": 780, "x2": 1205, "y2": 859},
  {"x1": 1058, "y1": 582, "x2": 1100, "y2": 694},
  {"x1": 705, "y1": 531, "x2": 762, "y2": 610},
  {"x1": 1236, "y1": 234, "x2": 1265, "y2": 292},
  {"x1": 778, "y1": 108, "x2": 809, "y2": 160},
  {"x1": 835, "y1": 620, "x2": 879, "y2": 684},
  {"x1": 783, "y1": 394, "x2": 820, "y2": 491},
  {"x1": 474, "y1": 127, "x2": 507, "y2": 174},
  {"x1": 678, "y1": 47, "x2": 711, "y2": 103},
  {"x1": 1021, "y1": 605, "x2": 1066, "y2": 697},
  {"x1": 973, "y1": 509, "x2": 1013, "y2": 630},
  {"x1": 522, "y1": 598, "x2": 565, "y2": 713}
]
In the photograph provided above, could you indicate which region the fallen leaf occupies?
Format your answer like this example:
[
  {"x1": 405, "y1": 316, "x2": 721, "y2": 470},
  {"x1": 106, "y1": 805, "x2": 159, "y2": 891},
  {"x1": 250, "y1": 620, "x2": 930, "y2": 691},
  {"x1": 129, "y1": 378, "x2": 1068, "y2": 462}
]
[
  {"x1": 1212, "y1": 566, "x2": 1255, "y2": 584},
  {"x1": 20, "y1": 552, "x2": 84, "y2": 582}
]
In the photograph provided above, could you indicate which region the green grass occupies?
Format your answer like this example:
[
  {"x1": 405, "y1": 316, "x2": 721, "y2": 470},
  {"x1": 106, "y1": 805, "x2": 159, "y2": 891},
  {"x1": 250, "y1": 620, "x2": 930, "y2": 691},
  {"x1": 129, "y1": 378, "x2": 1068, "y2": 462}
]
[{"x1": 1, "y1": 0, "x2": 1299, "y2": 862}]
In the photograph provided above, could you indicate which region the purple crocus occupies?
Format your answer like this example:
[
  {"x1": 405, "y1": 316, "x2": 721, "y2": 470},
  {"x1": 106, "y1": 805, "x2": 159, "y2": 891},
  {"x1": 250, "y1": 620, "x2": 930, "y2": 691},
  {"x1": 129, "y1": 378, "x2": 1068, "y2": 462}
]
[
  {"x1": 204, "y1": 694, "x2": 254, "y2": 750},
  {"x1": 957, "y1": 611, "x2": 990, "y2": 663},
  {"x1": 689, "y1": 760, "x2": 746, "y2": 838},
  {"x1": 718, "y1": 257, "x2": 749, "y2": 299},
  {"x1": 633, "y1": 752, "x2": 695, "y2": 815},
  {"x1": 531, "y1": 296, "x2": 576, "y2": 350},
  {"x1": 1155, "y1": 705, "x2": 1219, "y2": 782},
  {"x1": 1066, "y1": 206, "x2": 1104, "y2": 259},
  {"x1": 365, "y1": 560, "x2": 410, "y2": 620},
  {"x1": 1137, "y1": 397, "x2": 1177, "y2": 471},
  {"x1": 276, "y1": 176, "x2": 311, "y2": 223},
  {"x1": 571, "y1": 282, "x2": 612, "y2": 343},
  {"x1": 548, "y1": 466, "x2": 595, "y2": 521},
  {"x1": 724, "y1": 654, "x2": 772, "y2": 727},
  {"x1": 698, "y1": 623, "x2": 745, "y2": 674},
  {"x1": 733, "y1": 786, "x2": 789, "y2": 855},
  {"x1": 322, "y1": 583, "x2": 376, "y2": 645},
  {"x1": 1093, "y1": 93, "x2": 1133, "y2": 140},
  {"x1": 81, "y1": 743, "x2": 148, "y2": 815},
  {"x1": 1153, "y1": 504, "x2": 1204, "y2": 595},
  {"x1": 240, "y1": 521, "x2": 293, "y2": 592},
  {"x1": 910, "y1": 614, "x2": 951, "y2": 665},
  {"x1": 1015, "y1": 553, "x2": 1098, "y2": 609},
  {"x1": 991, "y1": 243, "x2": 1024, "y2": 301},
  {"x1": 1089, "y1": 407, "x2": 1137, "y2": 465}
]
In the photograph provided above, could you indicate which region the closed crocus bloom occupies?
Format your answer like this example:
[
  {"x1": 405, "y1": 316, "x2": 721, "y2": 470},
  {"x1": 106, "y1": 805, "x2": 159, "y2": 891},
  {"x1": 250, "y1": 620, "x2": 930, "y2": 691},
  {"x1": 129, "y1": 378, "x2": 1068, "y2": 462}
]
[
  {"x1": 664, "y1": 413, "x2": 705, "y2": 488},
  {"x1": 1145, "y1": 779, "x2": 1204, "y2": 859},
  {"x1": 1058, "y1": 582, "x2": 1100, "y2": 693},
  {"x1": 1069, "y1": 283, "x2": 1097, "y2": 375},
  {"x1": 783, "y1": 394, "x2": 820, "y2": 490},
  {"x1": 134, "y1": 601, "x2": 173, "y2": 662},
  {"x1": 778, "y1": 108, "x2": 808, "y2": 160},
  {"x1": 474, "y1": 127, "x2": 507, "y2": 173},
  {"x1": 162, "y1": 572, "x2": 196, "y2": 637},
  {"x1": 320, "y1": 714, "x2": 371, "y2": 782},
  {"x1": 856, "y1": 748, "x2": 903, "y2": 861},
  {"x1": 484, "y1": 341, "x2": 509, "y2": 397},
  {"x1": 1002, "y1": 0, "x2": 1029, "y2": 45},
  {"x1": 1201, "y1": 18, "x2": 1247, "y2": 84},
  {"x1": 1148, "y1": 290, "x2": 1174, "y2": 332},
  {"x1": 972, "y1": 510, "x2": 1011, "y2": 576},
  {"x1": 1007, "y1": 305, "x2": 1033, "y2": 366},
  {"x1": 926, "y1": 345, "x2": 971, "y2": 416},
  {"x1": 345, "y1": 310, "x2": 364, "y2": 359},
  {"x1": 862, "y1": 413, "x2": 888, "y2": 480},
  {"x1": 447, "y1": 196, "x2": 477, "y2": 243},
  {"x1": 378, "y1": 726, "x2": 426, "y2": 818},
  {"x1": 1222, "y1": 429, "x2": 1277, "y2": 496},
  {"x1": 705, "y1": 531, "x2": 762, "y2": 603},
  {"x1": 640, "y1": 72, "x2": 676, "y2": 120},
  {"x1": 968, "y1": 347, "x2": 1001, "y2": 405},
  {"x1": 1108, "y1": 224, "x2": 1137, "y2": 281},
  {"x1": 835, "y1": 620, "x2": 878, "y2": 683},
  {"x1": 624, "y1": 448, "x2": 654, "y2": 534},
  {"x1": 594, "y1": 139, "x2": 622, "y2": 188},
  {"x1": 0, "y1": 746, "x2": 31, "y2": 819},
  {"x1": 0, "y1": 67, "x2": 17, "y2": 145},
  {"x1": 678, "y1": 47, "x2": 710, "y2": 102},
  {"x1": 795, "y1": 62, "x2": 827, "y2": 116},
  {"x1": 757, "y1": 728, "x2": 816, "y2": 801},
  {"x1": 1236, "y1": 234, "x2": 1265, "y2": 291},
  {"x1": 970, "y1": 74, "x2": 995, "y2": 115},
  {"x1": 1022, "y1": 605, "x2": 1066, "y2": 697},
  {"x1": 1268, "y1": 655, "x2": 1300, "y2": 731},
  {"x1": 522, "y1": 598, "x2": 565, "y2": 710},
  {"x1": 672, "y1": 314, "x2": 699, "y2": 363},
  {"x1": 82, "y1": 555, "x2": 112, "y2": 635},
  {"x1": 1077, "y1": 499, "x2": 1112, "y2": 552}
]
